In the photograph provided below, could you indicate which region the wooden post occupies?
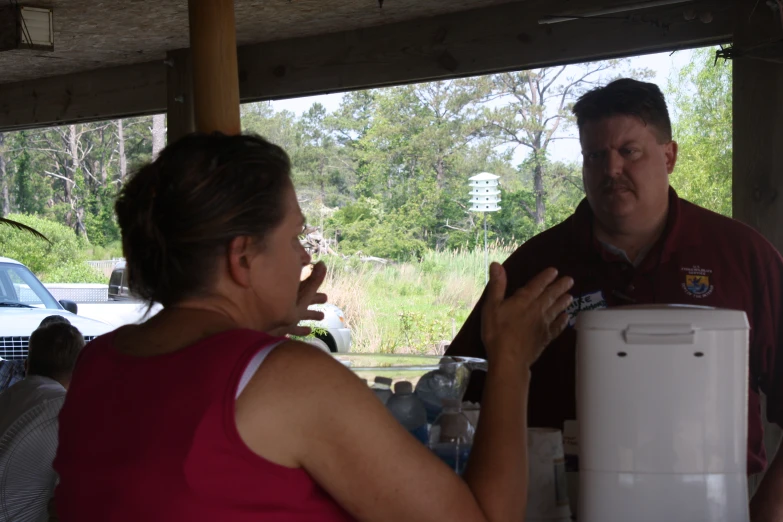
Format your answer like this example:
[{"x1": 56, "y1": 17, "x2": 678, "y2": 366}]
[
  {"x1": 733, "y1": 0, "x2": 783, "y2": 496},
  {"x1": 187, "y1": 0, "x2": 241, "y2": 135},
  {"x1": 166, "y1": 49, "x2": 195, "y2": 143},
  {"x1": 733, "y1": 3, "x2": 783, "y2": 246}
]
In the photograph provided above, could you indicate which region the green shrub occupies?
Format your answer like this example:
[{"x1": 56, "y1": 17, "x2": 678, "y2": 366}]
[
  {"x1": 84, "y1": 241, "x2": 123, "y2": 261},
  {"x1": 0, "y1": 214, "x2": 90, "y2": 275},
  {"x1": 41, "y1": 262, "x2": 106, "y2": 283}
]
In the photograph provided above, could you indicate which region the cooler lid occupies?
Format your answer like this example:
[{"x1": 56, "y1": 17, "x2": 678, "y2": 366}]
[{"x1": 575, "y1": 304, "x2": 749, "y2": 331}]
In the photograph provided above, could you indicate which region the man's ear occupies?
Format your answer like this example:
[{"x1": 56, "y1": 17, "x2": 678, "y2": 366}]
[
  {"x1": 227, "y1": 236, "x2": 254, "y2": 288},
  {"x1": 665, "y1": 140, "x2": 678, "y2": 175}
]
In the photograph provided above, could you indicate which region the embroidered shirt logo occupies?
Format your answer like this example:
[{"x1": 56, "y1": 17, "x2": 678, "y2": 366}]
[
  {"x1": 566, "y1": 290, "x2": 608, "y2": 327},
  {"x1": 681, "y1": 266, "x2": 714, "y2": 298}
]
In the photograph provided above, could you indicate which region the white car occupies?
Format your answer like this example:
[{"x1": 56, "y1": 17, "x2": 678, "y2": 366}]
[
  {"x1": 303, "y1": 302, "x2": 351, "y2": 353},
  {"x1": 0, "y1": 257, "x2": 114, "y2": 360}
]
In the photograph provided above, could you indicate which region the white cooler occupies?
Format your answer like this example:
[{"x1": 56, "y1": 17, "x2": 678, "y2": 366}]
[{"x1": 575, "y1": 305, "x2": 749, "y2": 522}]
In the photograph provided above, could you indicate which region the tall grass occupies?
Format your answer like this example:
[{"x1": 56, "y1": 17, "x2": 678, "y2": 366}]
[{"x1": 319, "y1": 242, "x2": 517, "y2": 354}]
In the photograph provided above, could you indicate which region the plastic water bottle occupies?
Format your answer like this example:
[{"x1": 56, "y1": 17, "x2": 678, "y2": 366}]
[
  {"x1": 414, "y1": 363, "x2": 468, "y2": 423},
  {"x1": 371, "y1": 376, "x2": 393, "y2": 405},
  {"x1": 386, "y1": 381, "x2": 429, "y2": 444},
  {"x1": 429, "y1": 399, "x2": 475, "y2": 475}
]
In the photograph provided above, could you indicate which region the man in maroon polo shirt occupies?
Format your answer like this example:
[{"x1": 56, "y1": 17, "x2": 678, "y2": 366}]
[{"x1": 447, "y1": 78, "x2": 783, "y2": 520}]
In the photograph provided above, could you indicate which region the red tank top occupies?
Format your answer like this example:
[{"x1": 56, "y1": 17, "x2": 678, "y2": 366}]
[{"x1": 53, "y1": 329, "x2": 354, "y2": 522}]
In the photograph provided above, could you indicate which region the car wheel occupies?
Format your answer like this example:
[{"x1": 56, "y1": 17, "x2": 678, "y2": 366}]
[{"x1": 315, "y1": 332, "x2": 338, "y2": 353}]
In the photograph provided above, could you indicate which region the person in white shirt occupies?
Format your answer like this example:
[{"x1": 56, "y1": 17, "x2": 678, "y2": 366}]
[{"x1": 0, "y1": 318, "x2": 84, "y2": 522}]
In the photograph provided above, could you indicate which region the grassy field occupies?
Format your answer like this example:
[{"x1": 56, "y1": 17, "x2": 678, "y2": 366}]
[{"x1": 318, "y1": 243, "x2": 517, "y2": 354}]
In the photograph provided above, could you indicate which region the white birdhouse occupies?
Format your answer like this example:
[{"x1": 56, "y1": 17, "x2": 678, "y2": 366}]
[{"x1": 468, "y1": 173, "x2": 501, "y2": 212}]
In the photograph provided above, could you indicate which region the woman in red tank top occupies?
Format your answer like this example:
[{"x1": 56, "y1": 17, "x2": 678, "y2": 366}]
[{"x1": 53, "y1": 134, "x2": 573, "y2": 522}]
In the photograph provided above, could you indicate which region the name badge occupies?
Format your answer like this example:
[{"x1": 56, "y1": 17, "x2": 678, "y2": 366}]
[{"x1": 566, "y1": 290, "x2": 607, "y2": 327}]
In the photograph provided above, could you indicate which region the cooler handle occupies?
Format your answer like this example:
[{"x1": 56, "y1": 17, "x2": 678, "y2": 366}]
[{"x1": 623, "y1": 323, "x2": 695, "y2": 345}]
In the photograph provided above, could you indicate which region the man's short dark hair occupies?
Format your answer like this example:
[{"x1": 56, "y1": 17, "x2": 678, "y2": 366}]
[
  {"x1": 27, "y1": 323, "x2": 84, "y2": 380},
  {"x1": 572, "y1": 78, "x2": 673, "y2": 143},
  {"x1": 38, "y1": 315, "x2": 71, "y2": 329}
]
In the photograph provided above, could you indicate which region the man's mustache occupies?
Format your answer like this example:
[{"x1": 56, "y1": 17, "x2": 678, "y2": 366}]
[{"x1": 599, "y1": 178, "x2": 634, "y2": 193}]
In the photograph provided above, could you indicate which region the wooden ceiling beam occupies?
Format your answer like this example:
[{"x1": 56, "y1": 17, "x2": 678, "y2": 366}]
[
  {"x1": 0, "y1": 61, "x2": 167, "y2": 132},
  {"x1": 236, "y1": 0, "x2": 733, "y2": 102},
  {"x1": 0, "y1": 0, "x2": 733, "y2": 132}
]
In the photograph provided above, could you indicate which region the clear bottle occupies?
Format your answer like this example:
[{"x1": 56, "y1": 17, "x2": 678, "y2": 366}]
[
  {"x1": 385, "y1": 381, "x2": 429, "y2": 444},
  {"x1": 429, "y1": 398, "x2": 476, "y2": 475},
  {"x1": 414, "y1": 360, "x2": 469, "y2": 423},
  {"x1": 370, "y1": 376, "x2": 393, "y2": 405}
]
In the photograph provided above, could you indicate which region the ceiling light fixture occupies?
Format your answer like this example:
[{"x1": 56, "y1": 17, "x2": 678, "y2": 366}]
[{"x1": 18, "y1": 6, "x2": 53, "y2": 51}]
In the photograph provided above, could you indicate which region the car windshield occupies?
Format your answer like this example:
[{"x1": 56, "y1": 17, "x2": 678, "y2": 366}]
[{"x1": 0, "y1": 262, "x2": 60, "y2": 309}]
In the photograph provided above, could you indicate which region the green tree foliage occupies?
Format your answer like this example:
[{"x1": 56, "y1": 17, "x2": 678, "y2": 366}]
[
  {"x1": 0, "y1": 214, "x2": 103, "y2": 282},
  {"x1": 2, "y1": 120, "x2": 149, "y2": 246},
  {"x1": 241, "y1": 102, "x2": 298, "y2": 152},
  {"x1": 43, "y1": 261, "x2": 106, "y2": 284},
  {"x1": 325, "y1": 80, "x2": 505, "y2": 259},
  {"x1": 8, "y1": 132, "x2": 52, "y2": 216},
  {"x1": 667, "y1": 49, "x2": 732, "y2": 216},
  {"x1": 13, "y1": 150, "x2": 41, "y2": 215},
  {"x1": 294, "y1": 103, "x2": 354, "y2": 212}
]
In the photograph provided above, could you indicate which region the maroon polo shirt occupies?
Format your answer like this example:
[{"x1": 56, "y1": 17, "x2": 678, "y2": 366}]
[{"x1": 447, "y1": 188, "x2": 783, "y2": 474}]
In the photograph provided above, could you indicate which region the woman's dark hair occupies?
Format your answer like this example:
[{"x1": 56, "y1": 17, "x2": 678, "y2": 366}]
[
  {"x1": 115, "y1": 133, "x2": 292, "y2": 307},
  {"x1": 572, "y1": 78, "x2": 673, "y2": 142}
]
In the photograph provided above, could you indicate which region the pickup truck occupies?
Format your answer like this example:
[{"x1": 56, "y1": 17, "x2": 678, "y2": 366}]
[
  {"x1": 46, "y1": 260, "x2": 352, "y2": 353},
  {"x1": 0, "y1": 257, "x2": 114, "y2": 360},
  {"x1": 43, "y1": 281, "x2": 163, "y2": 327}
]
